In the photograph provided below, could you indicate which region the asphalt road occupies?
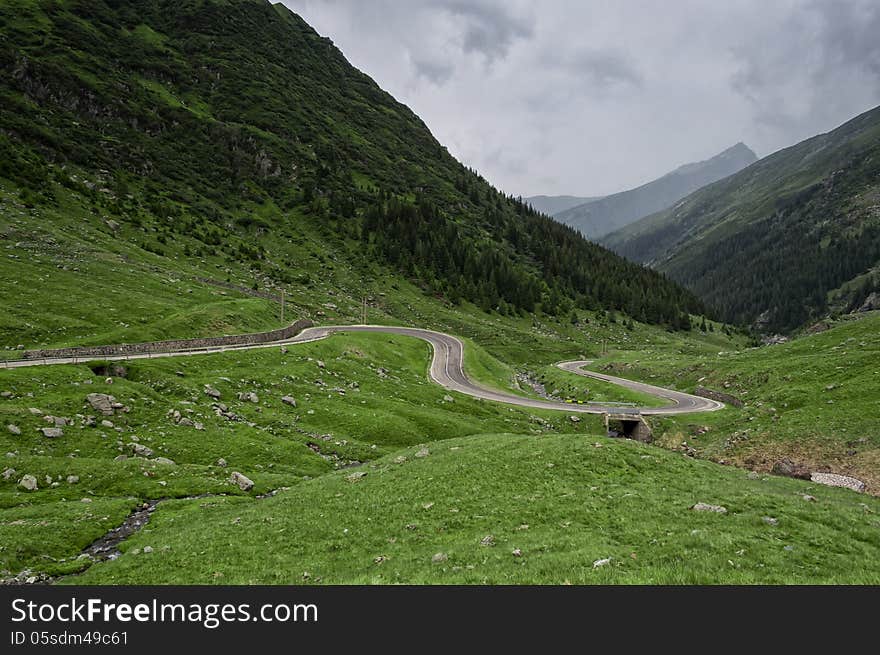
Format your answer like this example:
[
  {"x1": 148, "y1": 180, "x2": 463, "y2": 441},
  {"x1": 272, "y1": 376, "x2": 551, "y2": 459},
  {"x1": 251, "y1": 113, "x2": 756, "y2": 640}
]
[{"x1": 2, "y1": 324, "x2": 724, "y2": 416}]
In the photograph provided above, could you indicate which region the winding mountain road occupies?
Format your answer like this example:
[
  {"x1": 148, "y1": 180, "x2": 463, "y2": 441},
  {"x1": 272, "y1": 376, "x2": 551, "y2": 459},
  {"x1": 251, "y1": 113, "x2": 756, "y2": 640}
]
[{"x1": 2, "y1": 325, "x2": 723, "y2": 416}]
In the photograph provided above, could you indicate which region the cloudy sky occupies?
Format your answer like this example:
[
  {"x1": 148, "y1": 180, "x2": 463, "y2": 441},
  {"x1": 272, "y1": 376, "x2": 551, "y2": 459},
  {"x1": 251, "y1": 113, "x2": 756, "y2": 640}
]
[{"x1": 281, "y1": 0, "x2": 880, "y2": 197}]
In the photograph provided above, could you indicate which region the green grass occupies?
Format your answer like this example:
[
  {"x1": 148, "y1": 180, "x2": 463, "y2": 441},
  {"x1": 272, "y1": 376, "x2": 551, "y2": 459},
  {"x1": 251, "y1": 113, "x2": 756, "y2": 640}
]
[
  {"x1": 69, "y1": 432, "x2": 880, "y2": 585},
  {"x1": 586, "y1": 313, "x2": 880, "y2": 491}
]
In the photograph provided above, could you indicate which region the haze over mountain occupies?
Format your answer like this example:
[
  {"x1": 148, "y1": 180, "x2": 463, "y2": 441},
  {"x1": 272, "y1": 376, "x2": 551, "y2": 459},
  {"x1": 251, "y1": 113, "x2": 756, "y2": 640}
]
[
  {"x1": 554, "y1": 143, "x2": 757, "y2": 239},
  {"x1": 602, "y1": 104, "x2": 880, "y2": 333},
  {"x1": 523, "y1": 195, "x2": 602, "y2": 217}
]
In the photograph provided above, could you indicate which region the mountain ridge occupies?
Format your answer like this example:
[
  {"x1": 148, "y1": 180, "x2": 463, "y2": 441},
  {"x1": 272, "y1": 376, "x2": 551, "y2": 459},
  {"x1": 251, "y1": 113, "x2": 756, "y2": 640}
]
[
  {"x1": 601, "y1": 104, "x2": 880, "y2": 332},
  {"x1": 555, "y1": 142, "x2": 757, "y2": 239}
]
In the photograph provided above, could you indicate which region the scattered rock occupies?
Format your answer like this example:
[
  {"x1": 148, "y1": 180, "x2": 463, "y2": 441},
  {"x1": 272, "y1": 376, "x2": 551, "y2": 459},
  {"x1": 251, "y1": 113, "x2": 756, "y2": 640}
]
[
  {"x1": 230, "y1": 471, "x2": 254, "y2": 491},
  {"x1": 153, "y1": 457, "x2": 175, "y2": 466},
  {"x1": 66, "y1": 475, "x2": 79, "y2": 484},
  {"x1": 432, "y1": 552, "x2": 448, "y2": 563},
  {"x1": 316, "y1": 360, "x2": 326, "y2": 369},
  {"x1": 204, "y1": 385, "x2": 221, "y2": 400},
  {"x1": 569, "y1": 415, "x2": 581, "y2": 423},
  {"x1": 28, "y1": 408, "x2": 42, "y2": 415},
  {"x1": 810, "y1": 472, "x2": 866, "y2": 493},
  {"x1": 746, "y1": 471, "x2": 760, "y2": 479},
  {"x1": 414, "y1": 447, "x2": 430, "y2": 458},
  {"x1": 281, "y1": 395, "x2": 297, "y2": 407},
  {"x1": 771, "y1": 458, "x2": 812, "y2": 480},
  {"x1": 2, "y1": 467, "x2": 15, "y2": 480},
  {"x1": 762, "y1": 516, "x2": 778, "y2": 526},
  {"x1": 40, "y1": 427, "x2": 64, "y2": 438},
  {"x1": 512, "y1": 548, "x2": 523, "y2": 557},
  {"x1": 592, "y1": 557, "x2": 612, "y2": 568},
  {"x1": 129, "y1": 443, "x2": 154, "y2": 458},
  {"x1": 691, "y1": 502, "x2": 727, "y2": 514},
  {"x1": 19, "y1": 474, "x2": 38, "y2": 491},
  {"x1": 80, "y1": 497, "x2": 92, "y2": 503},
  {"x1": 0, "y1": 391, "x2": 11, "y2": 398},
  {"x1": 346, "y1": 471, "x2": 367, "y2": 483},
  {"x1": 237, "y1": 392, "x2": 259, "y2": 403},
  {"x1": 443, "y1": 395, "x2": 454, "y2": 403},
  {"x1": 216, "y1": 458, "x2": 227, "y2": 468},
  {"x1": 142, "y1": 546, "x2": 153, "y2": 554},
  {"x1": 7, "y1": 424, "x2": 21, "y2": 436},
  {"x1": 802, "y1": 494, "x2": 817, "y2": 502},
  {"x1": 86, "y1": 393, "x2": 116, "y2": 416},
  {"x1": 100, "y1": 419, "x2": 114, "y2": 428},
  {"x1": 480, "y1": 535, "x2": 495, "y2": 547}
]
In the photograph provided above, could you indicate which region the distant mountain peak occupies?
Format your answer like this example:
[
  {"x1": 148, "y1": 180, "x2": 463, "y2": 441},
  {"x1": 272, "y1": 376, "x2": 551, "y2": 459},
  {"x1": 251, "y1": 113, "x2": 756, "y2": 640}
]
[{"x1": 554, "y1": 143, "x2": 758, "y2": 239}]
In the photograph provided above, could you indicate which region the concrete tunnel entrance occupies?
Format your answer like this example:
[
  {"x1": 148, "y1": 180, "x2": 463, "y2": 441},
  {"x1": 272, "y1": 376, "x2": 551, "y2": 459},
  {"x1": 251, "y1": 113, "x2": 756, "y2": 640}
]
[{"x1": 604, "y1": 413, "x2": 653, "y2": 443}]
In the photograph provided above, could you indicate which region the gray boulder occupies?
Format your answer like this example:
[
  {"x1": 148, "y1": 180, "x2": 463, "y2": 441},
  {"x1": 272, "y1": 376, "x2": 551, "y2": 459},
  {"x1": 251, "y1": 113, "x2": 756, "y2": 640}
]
[
  {"x1": 19, "y1": 474, "x2": 38, "y2": 491},
  {"x1": 86, "y1": 393, "x2": 116, "y2": 416},
  {"x1": 691, "y1": 502, "x2": 727, "y2": 513},
  {"x1": 40, "y1": 427, "x2": 64, "y2": 438},
  {"x1": 230, "y1": 471, "x2": 254, "y2": 491}
]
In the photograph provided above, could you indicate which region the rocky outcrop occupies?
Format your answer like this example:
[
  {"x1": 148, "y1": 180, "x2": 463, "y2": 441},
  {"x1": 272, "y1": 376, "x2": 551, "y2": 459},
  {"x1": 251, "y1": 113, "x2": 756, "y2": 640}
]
[
  {"x1": 858, "y1": 292, "x2": 880, "y2": 312},
  {"x1": 771, "y1": 458, "x2": 812, "y2": 480}
]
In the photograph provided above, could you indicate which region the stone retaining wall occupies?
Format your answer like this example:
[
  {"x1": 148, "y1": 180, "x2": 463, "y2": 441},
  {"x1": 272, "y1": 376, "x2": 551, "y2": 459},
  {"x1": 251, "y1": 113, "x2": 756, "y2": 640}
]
[
  {"x1": 693, "y1": 385, "x2": 743, "y2": 408},
  {"x1": 19, "y1": 319, "x2": 314, "y2": 361}
]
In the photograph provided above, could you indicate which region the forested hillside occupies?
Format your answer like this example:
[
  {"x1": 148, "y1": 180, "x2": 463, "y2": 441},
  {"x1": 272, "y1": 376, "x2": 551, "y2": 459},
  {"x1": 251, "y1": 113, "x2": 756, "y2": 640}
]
[
  {"x1": 0, "y1": 0, "x2": 702, "y2": 329},
  {"x1": 603, "y1": 106, "x2": 880, "y2": 332}
]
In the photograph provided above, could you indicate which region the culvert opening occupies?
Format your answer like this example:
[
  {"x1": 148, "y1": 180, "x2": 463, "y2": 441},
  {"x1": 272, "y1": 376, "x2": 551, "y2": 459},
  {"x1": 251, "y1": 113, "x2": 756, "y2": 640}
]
[{"x1": 604, "y1": 413, "x2": 652, "y2": 443}]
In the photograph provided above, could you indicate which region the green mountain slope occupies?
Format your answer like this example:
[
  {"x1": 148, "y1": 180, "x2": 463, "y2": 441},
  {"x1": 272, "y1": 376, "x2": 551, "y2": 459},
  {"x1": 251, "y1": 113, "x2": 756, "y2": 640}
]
[
  {"x1": 602, "y1": 105, "x2": 880, "y2": 332},
  {"x1": 555, "y1": 143, "x2": 756, "y2": 240},
  {"x1": 0, "y1": 0, "x2": 703, "y2": 340}
]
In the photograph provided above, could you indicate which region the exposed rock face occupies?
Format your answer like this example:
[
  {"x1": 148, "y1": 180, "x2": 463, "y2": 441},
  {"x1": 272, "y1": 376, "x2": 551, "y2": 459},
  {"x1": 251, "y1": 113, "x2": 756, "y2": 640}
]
[
  {"x1": 230, "y1": 471, "x2": 254, "y2": 491},
  {"x1": 771, "y1": 458, "x2": 812, "y2": 480},
  {"x1": 858, "y1": 292, "x2": 880, "y2": 312},
  {"x1": 86, "y1": 393, "x2": 116, "y2": 415},
  {"x1": 810, "y1": 472, "x2": 866, "y2": 493},
  {"x1": 693, "y1": 386, "x2": 743, "y2": 408}
]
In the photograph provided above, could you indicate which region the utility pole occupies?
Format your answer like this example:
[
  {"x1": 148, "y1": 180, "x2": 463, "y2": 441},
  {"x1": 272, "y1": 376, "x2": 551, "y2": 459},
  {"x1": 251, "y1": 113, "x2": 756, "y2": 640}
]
[
  {"x1": 362, "y1": 296, "x2": 367, "y2": 324},
  {"x1": 280, "y1": 289, "x2": 285, "y2": 324}
]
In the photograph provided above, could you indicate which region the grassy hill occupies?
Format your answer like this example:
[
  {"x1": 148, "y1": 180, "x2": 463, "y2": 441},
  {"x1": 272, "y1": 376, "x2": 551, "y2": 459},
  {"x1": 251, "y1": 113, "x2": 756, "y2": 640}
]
[
  {"x1": 555, "y1": 143, "x2": 756, "y2": 240},
  {"x1": 65, "y1": 432, "x2": 880, "y2": 585},
  {"x1": 602, "y1": 105, "x2": 880, "y2": 333}
]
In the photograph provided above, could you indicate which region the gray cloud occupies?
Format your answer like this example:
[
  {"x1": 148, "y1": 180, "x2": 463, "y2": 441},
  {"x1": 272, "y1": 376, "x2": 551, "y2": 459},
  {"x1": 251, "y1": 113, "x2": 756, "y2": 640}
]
[
  {"x1": 281, "y1": 1, "x2": 880, "y2": 197},
  {"x1": 411, "y1": 54, "x2": 455, "y2": 85},
  {"x1": 437, "y1": 0, "x2": 535, "y2": 62}
]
